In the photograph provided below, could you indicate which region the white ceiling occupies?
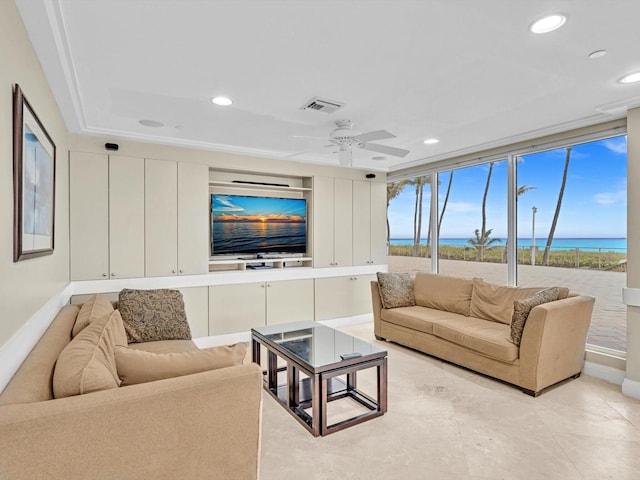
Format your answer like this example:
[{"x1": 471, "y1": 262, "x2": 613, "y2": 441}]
[{"x1": 17, "y1": 0, "x2": 640, "y2": 172}]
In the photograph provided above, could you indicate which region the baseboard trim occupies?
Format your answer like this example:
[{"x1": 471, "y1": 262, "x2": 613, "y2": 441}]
[
  {"x1": 0, "y1": 283, "x2": 73, "y2": 393},
  {"x1": 319, "y1": 313, "x2": 373, "y2": 328},
  {"x1": 583, "y1": 360, "x2": 626, "y2": 386},
  {"x1": 622, "y1": 378, "x2": 640, "y2": 400}
]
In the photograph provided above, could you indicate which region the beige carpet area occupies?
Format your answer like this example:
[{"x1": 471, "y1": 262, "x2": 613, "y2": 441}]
[{"x1": 259, "y1": 321, "x2": 640, "y2": 480}]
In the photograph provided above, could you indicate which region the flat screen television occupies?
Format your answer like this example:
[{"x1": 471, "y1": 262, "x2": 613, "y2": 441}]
[{"x1": 211, "y1": 194, "x2": 307, "y2": 256}]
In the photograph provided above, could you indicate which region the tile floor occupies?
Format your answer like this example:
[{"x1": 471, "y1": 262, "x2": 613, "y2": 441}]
[{"x1": 259, "y1": 322, "x2": 640, "y2": 480}]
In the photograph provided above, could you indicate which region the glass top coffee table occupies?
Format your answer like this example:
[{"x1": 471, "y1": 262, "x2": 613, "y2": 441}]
[{"x1": 251, "y1": 321, "x2": 388, "y2": 436}]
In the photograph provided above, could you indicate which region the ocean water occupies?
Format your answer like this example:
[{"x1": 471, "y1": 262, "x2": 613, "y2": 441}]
[
  {"x1": 390, "y1": 238, "x2": 627, "y2": 253},
  {"x1": 213, "y1": 221, "x2": 306, "y2": 255}
]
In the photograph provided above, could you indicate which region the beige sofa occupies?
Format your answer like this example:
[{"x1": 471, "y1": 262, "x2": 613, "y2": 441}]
[
  {"x1": 371, "y1": 272, "x2": 595, "y2": 396},
  {"x1": 0, "y1": 299, "x2": 262, "y2": 480}
]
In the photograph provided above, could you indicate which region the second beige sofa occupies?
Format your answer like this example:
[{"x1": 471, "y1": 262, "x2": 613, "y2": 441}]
[{"x1": 371, "y1": 272, "x2": 595, "y2": 396}]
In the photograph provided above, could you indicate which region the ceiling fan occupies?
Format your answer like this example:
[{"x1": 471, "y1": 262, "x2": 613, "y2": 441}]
[{"x1": 294, "y1": 120, "x2": 410, "y2": 166}]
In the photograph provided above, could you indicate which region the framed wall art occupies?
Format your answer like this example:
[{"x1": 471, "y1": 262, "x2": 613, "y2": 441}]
[{"x1": 13, "y1": 84, "x2": 56, "y2": 262}]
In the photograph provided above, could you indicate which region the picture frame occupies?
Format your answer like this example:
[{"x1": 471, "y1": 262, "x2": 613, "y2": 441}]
[{"x1": 13, "y1": 84, "x2": 56, "y2": 262}]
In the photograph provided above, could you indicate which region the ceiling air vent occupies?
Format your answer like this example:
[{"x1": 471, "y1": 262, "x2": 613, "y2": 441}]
[{"x1": 300, "y1": 96, "x2": 345, "y2": 114}]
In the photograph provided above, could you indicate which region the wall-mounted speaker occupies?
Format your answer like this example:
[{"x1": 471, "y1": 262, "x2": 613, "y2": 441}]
[{"x1": 105, "y1": 143, "x2": 119, "y2": 151}]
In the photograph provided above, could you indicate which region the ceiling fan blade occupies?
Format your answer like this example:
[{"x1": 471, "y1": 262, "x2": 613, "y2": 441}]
[
  {"x1": 362, "y1": 142, "x2": 410, "y2": 158},
  {"x1": 338, "y1": 149, "x2": 351, "y2": 167},
  {"x1": 353, "y1": 130, "x2": 396, "y2": 143}
]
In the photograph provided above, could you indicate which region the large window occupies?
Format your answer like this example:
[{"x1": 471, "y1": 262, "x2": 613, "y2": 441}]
[
  {"x1": 387, "y1": 177, "x2": 432, "y2": 273},
  {"x1": 516, "y1": 136, "x2": 627, "y2": 352},
  {"x1": 387, "y1": 133, "x2": 627, "y2": 353},
  {"x1": 437, "y1": 162, "x2": 507, "y2": 284}
]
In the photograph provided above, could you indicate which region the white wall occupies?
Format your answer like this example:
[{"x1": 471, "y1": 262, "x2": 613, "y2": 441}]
[{"x1": 0, "y1": 1, "x2": 70, "y2": 349}]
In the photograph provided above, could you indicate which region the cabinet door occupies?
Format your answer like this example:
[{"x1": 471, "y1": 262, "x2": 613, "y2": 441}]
[
  {"x1": 266, "y1": 279, "x2": 314, "y2": 325},
  {"x1": 70, "y1": 152, "x2": 109, "y2": 280},
  {"x1": 179, "y1": 286, "x2": 209, "y2": 338},
  {"x1": 352, "y1": 180, "x2": 371, "y2": 266},
  {"x1": 145, "y1": 159, "x2": 178, "y2": 277},
  {"x1": 208, "y1": 283, "x2": 265, "y2": 334},
  {"x1": 177, "y1": 162, "x2": 209, "y2": 275},
  {"x1": 314, "y1": 276, "x2": 352, "y2": 320},
  {"x1": 352, "y1": 274, "x2": 376, "y2": 315},
  {"x1": 313, "y1": 176, "x2": 335, "y2": 267},
  {"x1": 314, "y1": 275, "x2": 376, "y2": 320},
  {"x1": 109, "y1": 156, "x2": 145, "y2": 278},
  {"x1": 333, "y1": 179, "x2": 353, "y2": 267},
  {"x1": 370, "y1": 182, "x2": 388, "y2": 264}
]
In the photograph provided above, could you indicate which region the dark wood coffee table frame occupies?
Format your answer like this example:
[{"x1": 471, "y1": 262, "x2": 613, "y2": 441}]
[{"x1": 251, "y1": 329, "x2": 388, "y2": 437}]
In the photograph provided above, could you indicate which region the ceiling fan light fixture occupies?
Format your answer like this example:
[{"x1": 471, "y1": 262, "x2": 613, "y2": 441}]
[
  {"x1": 211, "y1": 96, "x2": 233, "y2": 106},
  {"x1": 529, "y1": 14, "x2": 566, "y2": 34},
  {"x1": 423, "y1": 138, "x2": 439, "y2": 145},
  {"x1": 619, "y1": 72, "x2": 640, "y2": 84}
]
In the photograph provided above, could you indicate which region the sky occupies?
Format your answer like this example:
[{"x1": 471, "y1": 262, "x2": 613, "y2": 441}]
[
  {"x1": 212, "y1": 195, "x2": 306, "y2": 222},
  {"x1": 388, "y1": 135, "x2": 627, "y2": 240}
]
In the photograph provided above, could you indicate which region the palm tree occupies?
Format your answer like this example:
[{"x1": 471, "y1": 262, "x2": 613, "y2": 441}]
[
  {"x1": 468, "y1": 228, "x2": 501, "y2": 261},
  {"x1": 411, "y1": 176, "x2": 427, "y2": 256},
  {"x1": 517, "y1": 185, "x2": 536, "y2": 197},
  {"x1": 477, "y1": 162, "x2": 495, "y2": 260},
  {"x1": 438, "y1": 170, "x2": 454, "y2": 238},
  {"x1": 386, "y1": 180, "x2": 408, "y2": 247},
  {"x1": 542, "y1": 146, "x2": 572, "y2": 265}
]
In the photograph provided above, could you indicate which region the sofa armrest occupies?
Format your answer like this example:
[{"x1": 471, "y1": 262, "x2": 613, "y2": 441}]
[
  {"x1": 0, "y1": 363, "x2": 262, "y2": 480},
  {"x1": 371, "y1": 281, "x2": 384, "y2": 338},
  {"x1": 519, "y1": 295, "x2": 595, "y2": 393}
]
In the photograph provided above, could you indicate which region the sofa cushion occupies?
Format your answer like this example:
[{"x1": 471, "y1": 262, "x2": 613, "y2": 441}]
[
  {"x1": 114, "y1": 343, "x2": 247, "y2": 386},
  {"x1": 118, "y1": 288, "x2": 192, "y2": 343},
  {"x1": 72, "y1": 293, "x2": 115, "y2": 338},
  {"x1": 376, "y1": 272, "x2": 415, "y2": 308},
  {"x1": 413, "y1": 273, "x2": 473, "y2": 316},
  {"x1": 469, "y1": 278, "x2": 545, "y2": 325},
  {"x1": 53, "y1": 310, "x2": 127, "y2": 398},
  {"x1": 510, "y1": 287, "x2": 560, "y2": 345},
  {"x1": 431, "y1": 316, "x2": 519, "y2": 363},
  {"x1": 381, "y1": 306, "x2": 467, "y2": 335},
  {"x1": 127, "y1": 339, "x2": 199, "y2": 354}
]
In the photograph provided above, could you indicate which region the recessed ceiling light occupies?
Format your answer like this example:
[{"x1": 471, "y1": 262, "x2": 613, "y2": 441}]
[
  {"x1": 372, "y1": 156, "x2": 386, "y2": 161},
  {"x1": 139, "y1": 119, "x2": 164, "y2": 127},
  {"x1": 423, "y1": 138, "x2": 439, "y2": 145},
  {"x1": 530, "y1": 14, "x2": 567, "y2": 34},
  {"x1": 211, "y1": 96, "x2": 233, "y2": 106},
  {"x1": 619, "y1": 72, "x2": 640, "y2": 84},
  {"x1": 588, "y1": 50, "x2": 607, "y2": 60}
]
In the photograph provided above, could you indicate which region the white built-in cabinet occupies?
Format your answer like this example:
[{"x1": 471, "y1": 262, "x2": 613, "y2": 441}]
[
  {"x1": 314, "y1": 274, "x2": 376, "y2": 321},
  {"x1": 313, "y1": 176, "x2": 353, "y2": 268},
  {"x1": 70, "y1": 153, "x2": 144, "y2": 280},
  {"x1": 179, "y1": 286, "x2": 209, "y2": 338},
  {"x1": 352, "y1": 180, "x2": 387, "y2": 265},
  {"x1": 145, "y1": 159, "x2": 209, "y2": 277},
  {"x1": 208, "y1": 279, "x2": 314, "y2": 334}
]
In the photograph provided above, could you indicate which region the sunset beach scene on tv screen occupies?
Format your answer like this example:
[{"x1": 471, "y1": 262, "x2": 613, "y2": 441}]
[{"x1": 211, "y1": 194, "x2": 307, "y2": 255}]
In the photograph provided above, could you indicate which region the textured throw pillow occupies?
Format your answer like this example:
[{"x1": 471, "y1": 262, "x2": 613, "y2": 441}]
[
  {"x1": 376, "y1": 272, "x2": 415, "y2": 309},
  {"x1": 118, "y1": 289, "x2": 191, "y2": 343},
  {"x1": 509, "y1": 287, "x2": 561, "y2": 345},
  {"x1": 114, "y1": 343, "x2": 247, "y2": 386},
  {"x1": 53, "y1": 310, "x2": 127, "y2": 398},
  {"x1": 72, "y1": 293, "x2": 115, "y2": 338}
]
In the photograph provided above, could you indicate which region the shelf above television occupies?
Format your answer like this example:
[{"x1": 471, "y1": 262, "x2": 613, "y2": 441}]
[
  {"x1": 209, "y1": 257, "x2": 313, "y2": 272},
  {"x1": 209, "y1": 181, "x2": 311, "y2": 193}
]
